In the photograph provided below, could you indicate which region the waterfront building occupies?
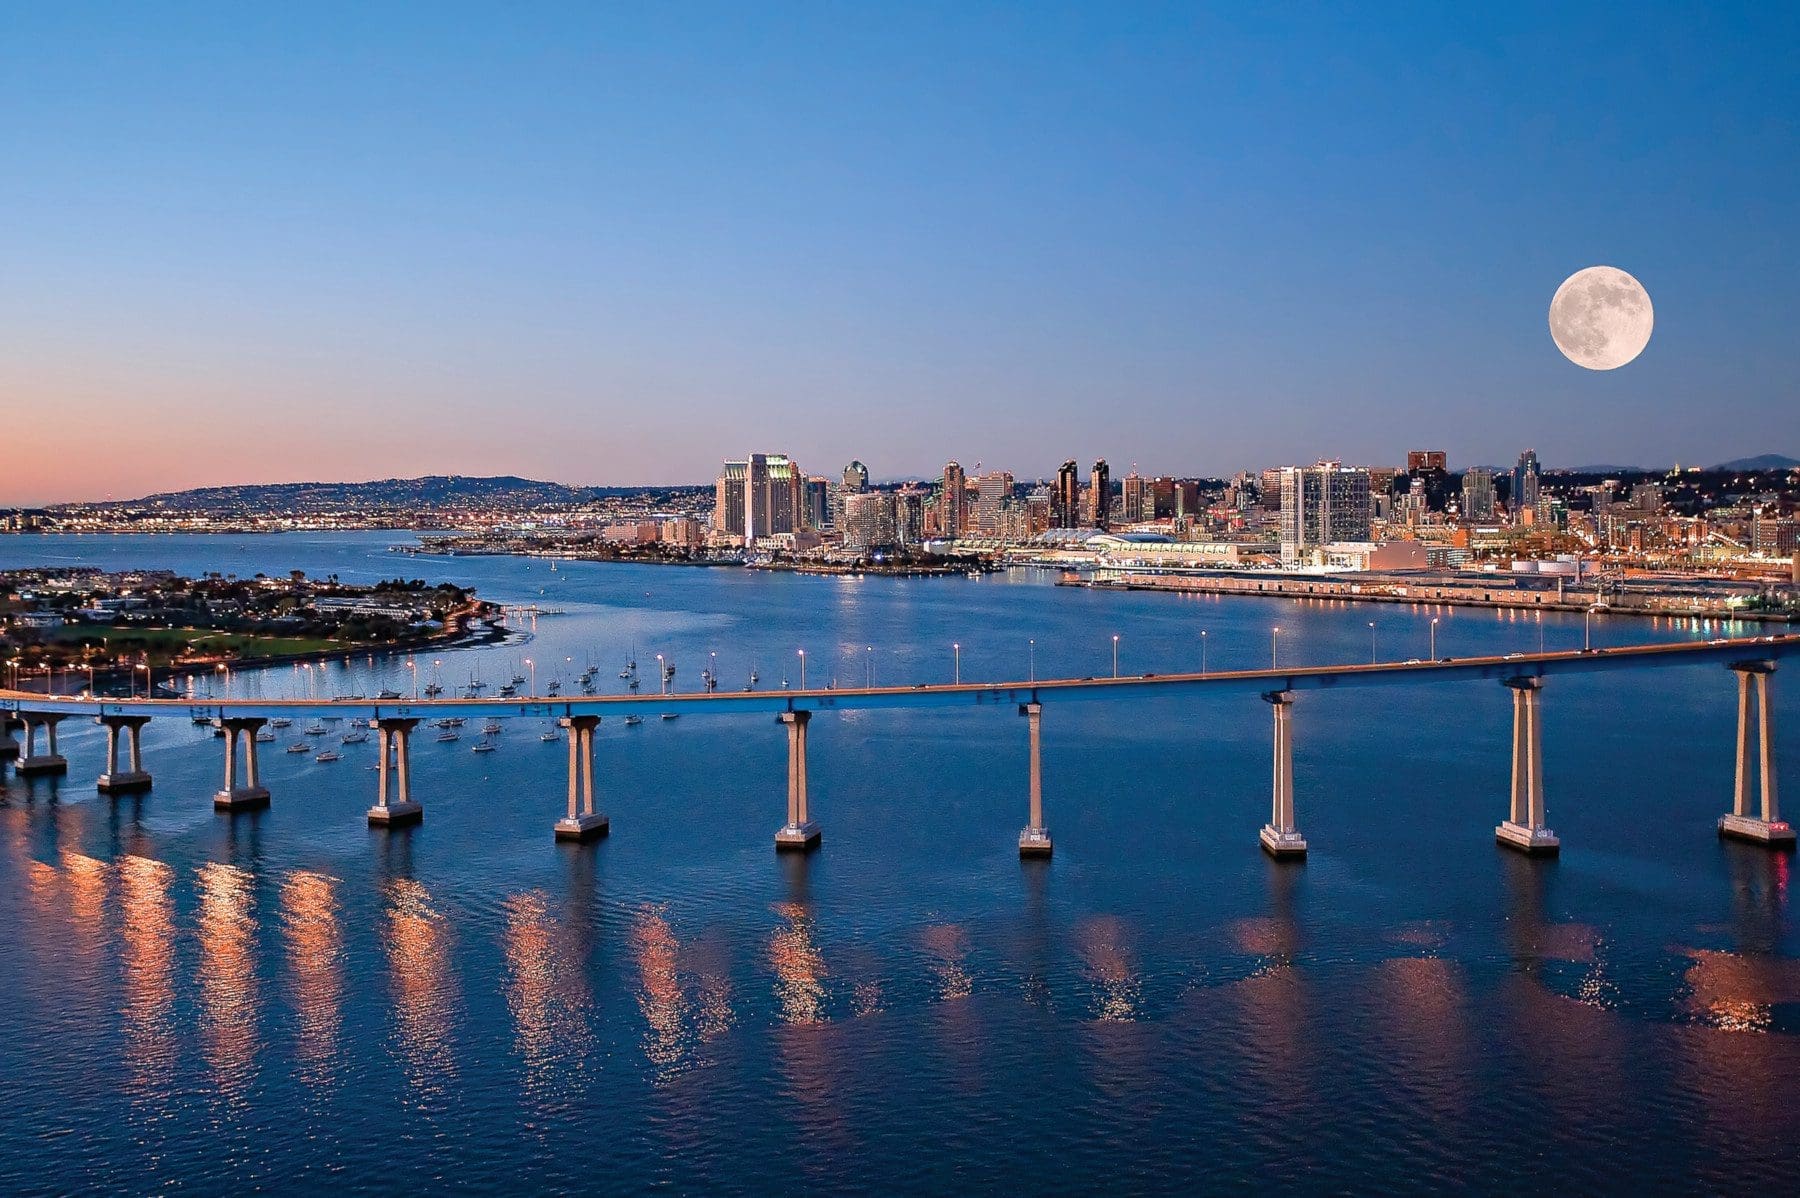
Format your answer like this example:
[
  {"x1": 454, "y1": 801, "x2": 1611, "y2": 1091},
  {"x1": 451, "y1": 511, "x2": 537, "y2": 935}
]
[
  {"x1": 941, "y1": 461, "x2": 968, "y2": 537},
  {"x1": 1053, "y1": 460, "x2": 1080, "y2": 528},
  {"x1": 716, "y1": 453, "x2": 806, "y2": 542},
  {"x1": 1088, "y1": 459, "x2": 1111, "y2": 530},
  {"x1": 805, "y1": 477, "x2": 831, "y2": 530},
  {"x1": 1278, "y1": 461, "x2": 1372, "y2": 563},
  {"x1": 974, "y1": 471, "x2": 1014, "y2": 535},
  {"x1": 1512, "y1": 449, "x2": 1541, "y2": 523},
  {"x1": 893, "y1": 486, "x2": 926, "y2": 545},
  {"x1": 842, "y1": 491, "x2": 898, "y2": 550},
  {"x1": 713, "y1": 460, "x2": 747, "y2": 535},
  {"x1": 1753, "y1": 514, "x2": 1798, "y2": 557},
  {"x1": 1462, "y1": 467, "x2": 1497, "y2": 522},
  {"x1": 1122, "y1": 471, "x2": 1149, "y2": 523}
]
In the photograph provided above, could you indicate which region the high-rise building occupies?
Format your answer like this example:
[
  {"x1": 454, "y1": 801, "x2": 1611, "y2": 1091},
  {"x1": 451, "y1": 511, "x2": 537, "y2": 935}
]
[
  {"x1": 893, "y1": 486, "x2": 926, "y2": 544},
  {"x1": 941, "y1": 461, "x2": 968, "y2": 537},
  {"x1": 1461, "y1": 467, "x2": 1497, "y2": 522},
  {"x1": 1088, "y1": 459, "x2": 1111, "y2": 529},
  {"x1": 974, "y1": 470, "x2": 1014, "y2": 534},
  {"x1": 719, "y1": 453, "x2": 805, "y2": 543},
  {"x1": 1259, "y1": 468, "x2": 1284, "y2": 512},
  {"x1": 1278, "y1": 462, "x2": 1372, "y2": 562},
  {"x1": 842, "y1": 460, "x2": 869, "y2": 493},
  {"x1": 804, "y1": 477, "x2": 831, "y2": 530},
  {"x1": 1053, "y1": 460, "x2": 1080, "y2": 528},
  {"x1": 842, "y1": 491, "x2": 898, "y2": 550},
  {"x1": 713, "y1": 460, "x2": 747, "y2": 535},
  {"x1": 1122, "y1": 471, "x2": 1149, "y2": 523},
  {"x1": 1406, "y1": 450, "x2": 1448, "y2": 473},
  {"x1": 1512, "y1": 449, "x2": 1541, "y2": 522}
]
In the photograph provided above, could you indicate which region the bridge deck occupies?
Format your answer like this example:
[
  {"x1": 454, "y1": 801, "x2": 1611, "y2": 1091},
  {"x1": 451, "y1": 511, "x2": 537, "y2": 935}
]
[{"x1": 4, "y1": 634, "x2": 1795, "y2": 723}]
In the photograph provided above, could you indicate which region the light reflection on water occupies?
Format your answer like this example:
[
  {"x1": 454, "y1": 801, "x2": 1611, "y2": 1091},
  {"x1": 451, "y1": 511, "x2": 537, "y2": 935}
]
[
  {"x1": 1, "y1": 533, "x2": 1799, "y2": 1192},
  {"x1": 195, "y1": 861, "x2": 259, "y2": 1106}
]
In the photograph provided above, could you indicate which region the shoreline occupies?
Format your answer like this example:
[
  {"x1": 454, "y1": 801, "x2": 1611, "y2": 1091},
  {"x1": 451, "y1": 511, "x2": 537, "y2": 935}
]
[{"x1": 1066, "y1": 573, "x2": 1793, "y2": 623}]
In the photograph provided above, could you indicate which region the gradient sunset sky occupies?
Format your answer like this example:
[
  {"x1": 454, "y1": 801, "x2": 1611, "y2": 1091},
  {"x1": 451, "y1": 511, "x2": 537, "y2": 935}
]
[{"x1": 3, "y1": 2, "x2": 1796, "y2": 504}]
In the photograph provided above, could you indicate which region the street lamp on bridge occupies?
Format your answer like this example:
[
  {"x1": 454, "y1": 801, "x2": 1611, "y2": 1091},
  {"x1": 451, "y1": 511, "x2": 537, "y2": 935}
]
[{"x1": 1271, "y1": 626, "x2": 1281, "y2": 670}]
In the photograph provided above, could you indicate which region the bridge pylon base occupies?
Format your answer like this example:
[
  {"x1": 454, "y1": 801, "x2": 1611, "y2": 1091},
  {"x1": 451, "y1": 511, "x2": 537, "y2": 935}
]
[
  {"x1": 1496, "y1": 820, "x2": 1559, "y2": 855},
  {"x1": 1717, "y1": 813, "x2": 1795, "y2": 846},
  {"x1": 554, "y1": 812, "x2": 610, "y2": 843},
  {"x1": 369, "y1": 800, "x2": 423, "y2": 828},
  {"x1": 98, "y1": 770, "x2": 153, "y2": 794},
  {"x1": 214, "y1": 785, "x2": 270, "y2": 813},
  {"x1": 17, "y1": 755, "x2": 68, "y2": 777},
  {"x1": 1018, "y1": 826, "x2": 1053, "y2": 858},
  {"x1": 1260, "y1": 825, "x2": 1307, "y2": 858},
  {"x1": 775, "y1": 821, "x2": 821, "y2": 852}
]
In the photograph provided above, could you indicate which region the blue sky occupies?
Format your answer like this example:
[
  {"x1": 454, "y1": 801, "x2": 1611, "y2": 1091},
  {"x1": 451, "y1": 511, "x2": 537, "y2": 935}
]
[{"x1": 2, "y1": 2, "x2": 1795, "y2": 501}]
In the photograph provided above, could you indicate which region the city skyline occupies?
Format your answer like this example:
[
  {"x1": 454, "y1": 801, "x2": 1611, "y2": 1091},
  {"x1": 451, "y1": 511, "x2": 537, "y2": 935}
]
[{"x1": 5, "y1": 5, "x2": 1798, "y2": 504}]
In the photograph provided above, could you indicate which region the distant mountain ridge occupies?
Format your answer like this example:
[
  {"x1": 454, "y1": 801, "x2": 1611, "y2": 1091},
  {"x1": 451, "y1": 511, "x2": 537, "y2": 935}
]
[
  {"x1": 1712, "y1": 454, "x2": 1800, "y2": 472},
  {"x1": 102, "y1": 475, "x2": 703, "y2": 513}
]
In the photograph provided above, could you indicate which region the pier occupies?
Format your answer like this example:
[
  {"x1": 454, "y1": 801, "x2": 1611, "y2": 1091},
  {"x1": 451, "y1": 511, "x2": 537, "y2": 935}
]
[{"x1": 4, "y1": 634, "x2": 1796, "y2": 859}]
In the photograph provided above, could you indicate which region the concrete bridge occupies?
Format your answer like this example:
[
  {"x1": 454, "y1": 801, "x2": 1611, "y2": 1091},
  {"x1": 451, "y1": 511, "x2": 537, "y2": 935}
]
[{"x1": 4, "y1": 634, "x2": 1796, "y2": 858}]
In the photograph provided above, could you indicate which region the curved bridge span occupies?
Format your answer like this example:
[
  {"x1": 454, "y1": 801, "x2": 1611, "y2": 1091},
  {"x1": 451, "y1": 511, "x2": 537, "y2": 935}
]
[{"x1": 3, "y1": 634, "x2": 1797, "y2": 858}]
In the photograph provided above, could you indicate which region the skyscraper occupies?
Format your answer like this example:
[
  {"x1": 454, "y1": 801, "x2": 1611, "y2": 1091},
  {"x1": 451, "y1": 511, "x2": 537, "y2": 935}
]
[
  {"x1": 1512, "y1": 449, "x2": 1541, "y2": 522},
  {"x1": 1053, "y1": 460, "x2": 1080, "y2": 528},
  {"x1": 720, "y1": 453, "x2": 806, "y2": 543},
  {"x1": 1461, "y1": 467, "x2": 1497, "y2": 521},
  {"x1": 804, "y1": 476, "x2": 831, "y2": 529},
  {"x1": 974, "y1": 470, "x2": 1014, "y2": 535},
  {"x1": 842, "y1": 460, "x2": 869, "y2": 493},
  {"x1": 1088, "y1": 459, "x2": 1111, "y2": 529},
  {"x1": 841, "y1": 491, "x2": 897, "y2": 550},
  {"x1": 1122, "y1": 471, "x2": 1149, "y2": 523},
  {"x1": 1278, "y1": 462, "x2": 1372, "y2": 562},
  {"x1": 1406, "y1": 450, "x2": 1448, "y2": 473},
  {"x1": 941, "y1": 461, "x2": 968, "y2": 537}
]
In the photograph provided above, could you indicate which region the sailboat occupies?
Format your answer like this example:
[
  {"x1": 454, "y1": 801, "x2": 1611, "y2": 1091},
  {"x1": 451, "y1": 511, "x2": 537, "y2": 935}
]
[{"x1": 472, "y1": 732, "x2": 498, "y2": 753}]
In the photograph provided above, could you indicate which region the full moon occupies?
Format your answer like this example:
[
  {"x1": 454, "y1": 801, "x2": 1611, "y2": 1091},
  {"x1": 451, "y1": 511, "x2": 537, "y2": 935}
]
[{"x1": 1548, "y1": 265, "x2": 1654, "y2": 370}]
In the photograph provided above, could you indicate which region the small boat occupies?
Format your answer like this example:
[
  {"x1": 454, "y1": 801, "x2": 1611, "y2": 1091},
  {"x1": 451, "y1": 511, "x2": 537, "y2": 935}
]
[
  {"x1": 315, "y1": 750, "x2": 341, "y2": 763},
  {"x1": 482, "y1": 721, "x2": 503, "y2": 735},
  {"x1": 510, "y1": 673, "x2": 526, "y2": 685},
  {"x1": 498, "y1": 684, "x2": 518, "y2": 697},
  {"x1": 432, "y1": 718, "x2": 465, "y2": 729},
  {"x1": 546, "y1": 681, "x2": 561, "y2": 696},
  {"x1": 271, "y1": 718, "x2": 292, "y2": 728},
  {"x1": 623, "y1": 715, "x2": 643, "y2": 727},
  {"x1": 255, "y1": 728, "x2": 276, "y2": 742},
  {"x1": 377, "y1": 689, "x2": 403, "y2": 701},
  {"x1": 660, "y1": 713, "x2": 679, "y2": 721},
  {"x1": 192, "y1": 714, "x2": 213, "y2": 726},
  {"x1": 287, "y1": 742, "x2": 312, "y2": 754},
  {"x1": 436, "y1": 731, "x2": 460, "y2": 743},
  {"x1": 472, "y1": 736, "x2": 497, "y2": 754},
  {"x1": 342, "y1": 729, "x2": 369, "y2": 745},
  {"x1": 540, "y1": 730, "x2": 559, "y2": 743},
  {"x1": 306, "y1": 723, "x2": 328, "y2": 736},
  {"x1": 423, "y1": 683, "x2": 443, "y2": 697},
  {"x1": 628, "y1": 678, "x2": 640, "y2": 691}
]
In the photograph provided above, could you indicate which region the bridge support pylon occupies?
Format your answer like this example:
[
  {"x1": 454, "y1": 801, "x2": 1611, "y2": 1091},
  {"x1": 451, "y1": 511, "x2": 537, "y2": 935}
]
[
  {"x1": 1497, "y1": 677, "x2": 1558, "y2": 854},
  {"x1": 213, "y1": 717, "x2": 270, "y2": 812},
  {"x1": 1018, "y1": 702, "x2": 1052, "y2": 857},
  {"x1": 1719, "y1": 661, "x2": 1793, "y2": 846},
  {"x1": 1260, "y1": 691, "x2": 1307, "y2": 858},
  {"x1": 775, "y1": 710, "x2": 820, "y2": 851},
  {"x1": 0, "y1": 715, "x2": 21, "y2": 764},
  {"x1": 97, "y1": 714, "x2": 153, "y2": 793},
  {"x1": 369, "y1": 718, "x2": 423, "y2": 827},
  {"x1": 554, "y1": 715, "x2": 608, "y2": 842},
  {"x1": 16, "y1": 713, "x2": 69, "y2": 777}
]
